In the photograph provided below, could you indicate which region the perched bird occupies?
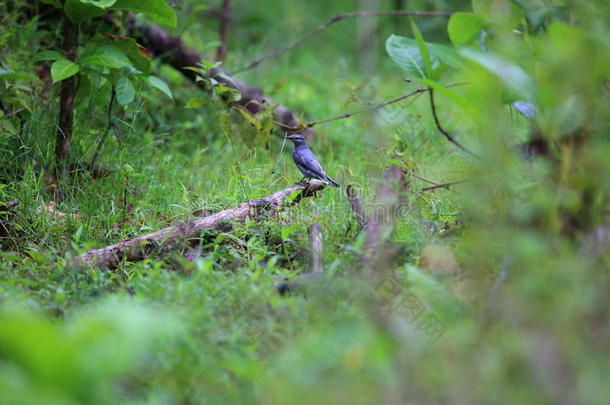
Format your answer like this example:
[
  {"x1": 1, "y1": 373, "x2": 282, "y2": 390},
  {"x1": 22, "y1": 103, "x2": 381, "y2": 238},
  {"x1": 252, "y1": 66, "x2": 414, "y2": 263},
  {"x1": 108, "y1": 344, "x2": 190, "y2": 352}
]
[{"x1": 286, "y1": 134, "x2": 340, "y2": 187}]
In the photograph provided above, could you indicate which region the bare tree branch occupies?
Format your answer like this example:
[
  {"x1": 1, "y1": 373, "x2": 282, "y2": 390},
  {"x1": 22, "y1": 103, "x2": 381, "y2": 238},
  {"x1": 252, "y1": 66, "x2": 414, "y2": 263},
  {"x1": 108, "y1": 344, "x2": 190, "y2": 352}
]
[
  {"x1": 137, "y1": 23, "x2": 314, "y2": 137},
  {"x1": 234, "y1": 9, "x2": 453, "y2": 74},
  {"x1": 421, "y1": 179, "x2": 467, "y2": 191},
  {"x1": 274, "y1": 87, "x2": 429, "y2": 131}
]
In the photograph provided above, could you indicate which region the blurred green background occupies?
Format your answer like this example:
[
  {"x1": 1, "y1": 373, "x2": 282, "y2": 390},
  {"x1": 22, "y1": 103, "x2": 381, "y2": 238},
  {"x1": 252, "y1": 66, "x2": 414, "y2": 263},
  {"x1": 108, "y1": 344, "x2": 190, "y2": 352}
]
[{"x1": 0, "y1": 0, "x2": 609, "y2": 404}]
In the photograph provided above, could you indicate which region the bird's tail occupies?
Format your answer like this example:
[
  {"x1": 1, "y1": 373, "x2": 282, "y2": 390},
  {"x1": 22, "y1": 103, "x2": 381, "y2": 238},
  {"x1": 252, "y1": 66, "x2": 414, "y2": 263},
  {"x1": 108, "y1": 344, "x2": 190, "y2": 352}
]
[{"x1": 324, "y1": 175, "x2": 340, "y2": 188}]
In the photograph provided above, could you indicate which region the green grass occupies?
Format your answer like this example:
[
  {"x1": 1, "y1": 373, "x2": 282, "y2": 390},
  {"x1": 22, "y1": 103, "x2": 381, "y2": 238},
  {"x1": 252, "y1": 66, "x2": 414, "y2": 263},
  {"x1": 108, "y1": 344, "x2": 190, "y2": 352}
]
[{"x1": 1, "y1": 1, "x2": 610, "y2": 404}]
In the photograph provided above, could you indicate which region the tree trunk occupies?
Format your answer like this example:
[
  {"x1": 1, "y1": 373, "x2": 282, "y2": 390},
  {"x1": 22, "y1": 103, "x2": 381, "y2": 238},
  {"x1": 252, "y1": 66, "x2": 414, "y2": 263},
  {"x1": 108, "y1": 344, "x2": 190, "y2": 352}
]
[{"x1": 55, "y1": 14, "x2": 78, "y2": 182}]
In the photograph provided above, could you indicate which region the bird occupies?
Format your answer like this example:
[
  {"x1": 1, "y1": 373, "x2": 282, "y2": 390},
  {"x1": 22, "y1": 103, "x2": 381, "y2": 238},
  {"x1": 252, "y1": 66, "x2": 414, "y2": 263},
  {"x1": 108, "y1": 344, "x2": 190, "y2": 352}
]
[{"x1": 286, "y1": 134, "x2": 340, "y2": 187}]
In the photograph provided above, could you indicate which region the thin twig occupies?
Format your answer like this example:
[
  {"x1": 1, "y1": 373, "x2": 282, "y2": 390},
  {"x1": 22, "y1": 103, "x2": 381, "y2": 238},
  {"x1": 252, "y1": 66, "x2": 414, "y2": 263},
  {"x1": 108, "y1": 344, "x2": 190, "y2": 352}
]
[
  {"x1": 421, "y1": 179, "x2": 467, "y2": 191},
  {"x1": 428, "y1": 88, "x2": 478, "y2": 158},
  {"x1": 234, "y1": 10, "x2": 453, "y2": 74},
  {"x1": 215, "y1": 0, "x2": 232, "y2": 61},
  {"x1": 3, "y1": 107, "x2": 25, "y2": 118},
  {"x1": 274, "y1": 87, "x2": 429, "y2": 131},
  {"x1": 410, "y1": 172, "x2": 442, "y2": 186}
]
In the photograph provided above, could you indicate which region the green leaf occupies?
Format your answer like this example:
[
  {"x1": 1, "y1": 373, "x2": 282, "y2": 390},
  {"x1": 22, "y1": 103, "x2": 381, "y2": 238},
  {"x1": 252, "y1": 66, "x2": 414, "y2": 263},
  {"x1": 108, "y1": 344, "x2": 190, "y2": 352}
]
[
  {"x1": 472, "y1": 0, "x2": 524, "y2": 28},
  {"x1": 111, "y1": 0, "x2": 177, "y2": 27},
  {"x1": 0, "y1": 69, "x2": 40, "y2": 82},
  {"x1": 427, "y1": 43, "x2": 467, "y2": 71},
  {"x1": 80, "y1": 45, "x2": 131, "y2": 69},
  {"x1": 459, "y1": 48, "x2": 536, "y2": 101},
  {"x1": 89, "y1": 34, "x2": 152, "y2": 74},
  {"x1": 32, "y1": 50, "x2": 64, "y2": 62},
  {"x1": 81, "y1": 0, "x2": 117, "y2": 6},
  {"x1": 410, "y1": 18, "x2": 432, "y2": 78},
  {"x1": 448, "y1": 12, "x2": 485, "y2": 46},
  {"x1": 184, "y1": 96, "x2": 207, "y2": 109},
  {"x1": 146, "y1": 76, "x2": 173, "y2": 100},
  {"x1": 386, "y1": 34, "x2": 427, "y2": 79},
  {"x1": 64, "y1": 0, "x2": 108, "y2": 22},
  {"x1": 51, "y1": 59, "x2": 79, "y2": 83},
  {"x1": 40, "y1": 0, "x2": 62, "y2": 7},
  {"x1": 116, "y1": 76, "x2": 135, "y2": 106},
  {"x1": 420, "y1": 78, "x2": 477, "y2": 118},
  {"x1": 386, "y1": 35, "x2": 451, "y2": 81},
  {"x1": 0, "y1": 118, "x2": 17, "y2": 135}
]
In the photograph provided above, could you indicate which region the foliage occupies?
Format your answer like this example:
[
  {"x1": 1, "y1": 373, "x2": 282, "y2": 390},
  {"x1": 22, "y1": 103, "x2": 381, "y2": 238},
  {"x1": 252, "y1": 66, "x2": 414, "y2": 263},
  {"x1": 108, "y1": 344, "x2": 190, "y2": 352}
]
[{"x1": 0, "y1": 0, "x2": 609, "y2": 404}]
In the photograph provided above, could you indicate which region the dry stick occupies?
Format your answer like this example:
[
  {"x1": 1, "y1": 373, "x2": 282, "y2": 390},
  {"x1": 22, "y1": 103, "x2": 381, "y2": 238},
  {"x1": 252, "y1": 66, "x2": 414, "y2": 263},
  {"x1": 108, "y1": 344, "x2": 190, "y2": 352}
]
[
  {"x1": 410, "y1": 172, "x2": 442, "y2": 186},
  {"x1": 274, "y1": 87, "x2": 429, "y2": 131},
  {"x1": 421, "y1": 179, "x2": 467, "y2": 191},
  {"x1": 308, "y1": 223, "x2": 324, "y2": 273},
  {"x1": 428, "y1": 88, "x2": 478, "y2": 158},
  {"x1": 3, "y1": 108, "x2": 25, "y2": 118},
  {"x1": 76, "y1": 180, "x2": 327, "y2": 268},
  {"x1": 215, "y1": 0, "x2": 232, "y2": 61},
  {"x1": 346, "y1": 185, "x2": 367, "y2": 231},
  {"x1": 234, "y1": 9, "x2": 453, "y2": 74}
]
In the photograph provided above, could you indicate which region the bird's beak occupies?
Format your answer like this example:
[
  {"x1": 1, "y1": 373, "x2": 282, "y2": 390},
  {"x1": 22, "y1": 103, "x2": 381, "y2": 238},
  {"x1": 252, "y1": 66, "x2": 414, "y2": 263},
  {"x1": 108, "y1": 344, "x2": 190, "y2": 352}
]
[{"x1": 286, "y1": 135, "x2": 298, "y2": 140}]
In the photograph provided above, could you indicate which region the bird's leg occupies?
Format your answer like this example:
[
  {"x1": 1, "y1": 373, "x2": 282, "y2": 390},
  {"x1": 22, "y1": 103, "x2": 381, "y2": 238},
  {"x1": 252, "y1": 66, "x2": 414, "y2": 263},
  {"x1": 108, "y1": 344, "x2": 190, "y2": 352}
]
[{"x1": 297, "y1": 176, "x2": 309, "y2": 186}]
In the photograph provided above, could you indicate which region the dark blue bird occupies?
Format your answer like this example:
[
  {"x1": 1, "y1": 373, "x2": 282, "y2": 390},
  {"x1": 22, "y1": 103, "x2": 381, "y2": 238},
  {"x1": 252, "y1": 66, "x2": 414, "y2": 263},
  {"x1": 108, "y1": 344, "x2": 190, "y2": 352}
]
[{"x1": 286, "y1": 134, "x2": 340, "y2": 187}]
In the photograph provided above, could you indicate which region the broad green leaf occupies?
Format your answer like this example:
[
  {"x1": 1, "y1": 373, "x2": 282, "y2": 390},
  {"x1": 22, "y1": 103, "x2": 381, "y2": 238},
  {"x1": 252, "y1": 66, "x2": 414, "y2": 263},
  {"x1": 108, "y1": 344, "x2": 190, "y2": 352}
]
[
  {"x1": 386, "y1": 34, "x2": 426, "y2": 79},
  {"x1": 146, "y1": 76, "x2": 173, "y2": 100},
  {"x1": 428, "y1": 43, "x2": 467, "y2": 71},
  {"x1": 32, "y1": 50, "x2": 64, "y2": 62},
  {"x1": 410, "y1": 18, "x2": 432, "y2": 78},
  {"x1": 0, "y1": 69, "x2": 40, "y2": 82},
  {"x1": 64, "y1": 0, "x2": 107, "y2": 22},
  {"x1": 81, "y1": 0, "x2": 117, "y2": 6},
  {"x1": 116, "y1": 76, "x2": 135, "y2": 105},
  {"x1": 386, "y1": 35, "x2": 450, "y2": 81},
  {"x1": 0, "y1": 118, "x2": 17, "y2": 135},
  {"x1": 448, "y1": 12, "x2": 485, "y2": 46},
  {"x1": 40, "y1": 0, "x2": 61, "y2": 7},
  {"x1": 80, "y1": 45, "x2": 131, "y2": 69},
  {"x1": 472, "y1": 0, "x2": 524, "y2": 28},
  {"x1": 460, "y1": 48, "x2": 536, "y2": 101},
  {"x1": 89, "y1": 34, "x2": 152, "y2": 74},
  {"x1": 111, "y1": 0, "x2": 177, "y2": 27},
  {"x1": 420, "y1": 78, "x2": 477, "y2": 118},
  {"x1": 50, "y1": 59, "x2": 79, "y2": 83}
]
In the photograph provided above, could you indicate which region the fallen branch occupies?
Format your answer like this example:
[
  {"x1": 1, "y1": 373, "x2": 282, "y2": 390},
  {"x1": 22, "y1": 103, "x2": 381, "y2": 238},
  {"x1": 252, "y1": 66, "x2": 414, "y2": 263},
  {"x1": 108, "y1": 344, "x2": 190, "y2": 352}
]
[
  {"x1": 135, "y1": 22, "x2": 314, "y2": 136},
  {"x1": 234, "y1": 9, "x2": 453, "y2": 74},
  {"x1": 76, "y1": 180, "x2": 327, "y2": 268}
]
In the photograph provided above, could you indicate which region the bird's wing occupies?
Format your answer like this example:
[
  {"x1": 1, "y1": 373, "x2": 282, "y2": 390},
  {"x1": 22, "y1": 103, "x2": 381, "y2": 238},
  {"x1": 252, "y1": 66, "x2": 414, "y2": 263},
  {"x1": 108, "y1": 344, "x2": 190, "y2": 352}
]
[{"x1": 293, "y1": 148, "x2": 326, "y2": 178}]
